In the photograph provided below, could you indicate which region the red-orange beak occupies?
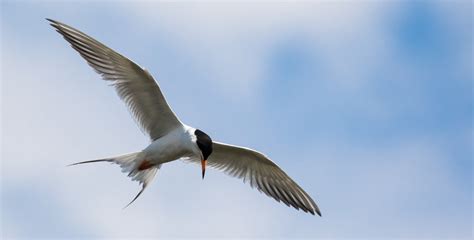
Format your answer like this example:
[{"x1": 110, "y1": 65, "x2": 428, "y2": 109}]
[{"x1": 201, "y1": 159, "x2": 207, "y2": 179}]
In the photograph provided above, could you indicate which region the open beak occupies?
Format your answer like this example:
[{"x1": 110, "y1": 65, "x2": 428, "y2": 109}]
[{"x1": 201, "y1": 159, "x2": 207, "y2": 179}]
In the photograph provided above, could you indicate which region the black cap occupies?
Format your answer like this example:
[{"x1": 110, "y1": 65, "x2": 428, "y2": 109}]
[{"x1": 195, "y1": 129, "x2": 213, "y2": 160}]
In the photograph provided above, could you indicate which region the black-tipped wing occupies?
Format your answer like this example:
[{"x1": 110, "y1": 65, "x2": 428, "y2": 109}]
[
  {"x1": 206, "y1": 142, "x2": 321, "y2": 216},
  {"x1": 48, "y1": 19, "x2": 182, "y2": 140}
]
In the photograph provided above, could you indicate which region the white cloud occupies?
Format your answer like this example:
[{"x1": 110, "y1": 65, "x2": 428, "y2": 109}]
[
  {"x1": 1, "y1": 22, "x2": 281, "y2": 238},
  {"x1": 293, "y1": 135, "x2": 472, "y2": 238},
  {"x1": 2, "y1": 1, "x2": 471, "y2": 239},
  {"x1": 124, "y1": 2, "x2": 392, "y2": 97}
]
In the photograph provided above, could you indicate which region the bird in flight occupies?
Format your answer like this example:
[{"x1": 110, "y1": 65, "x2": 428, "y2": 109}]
[{"x1": 47, "y1": 19, "x2": 321, "y2": 216}]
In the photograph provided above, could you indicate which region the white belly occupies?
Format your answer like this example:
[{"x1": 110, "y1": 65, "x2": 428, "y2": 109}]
[{"x1": 142, "y1": 126, "x2": 198, "y2": 165}]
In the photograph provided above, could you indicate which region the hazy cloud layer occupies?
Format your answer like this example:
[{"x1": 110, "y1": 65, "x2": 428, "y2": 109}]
[{"x1": 1, "y1": 1, "x2": 472, "y2": 239}]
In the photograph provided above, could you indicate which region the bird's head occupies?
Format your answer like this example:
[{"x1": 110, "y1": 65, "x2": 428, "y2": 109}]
[{"x1": 194, "y1": 129, "x2": 213, "y2": 179}]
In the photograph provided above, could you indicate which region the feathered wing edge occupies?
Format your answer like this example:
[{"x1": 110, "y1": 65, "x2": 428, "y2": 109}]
[
  {"x1": 185, "y1": 142, "x2": 322, "y2": 216},
  {"x1": 46, "y1": 18, "x2": 183, "y2": 141}
]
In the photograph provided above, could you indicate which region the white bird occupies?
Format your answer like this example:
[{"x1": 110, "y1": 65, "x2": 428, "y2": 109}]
[{"x1": 48, "y1": 18, "x2": 321, "y2": 216}]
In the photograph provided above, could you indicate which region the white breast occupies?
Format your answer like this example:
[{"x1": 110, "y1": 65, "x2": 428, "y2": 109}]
[{"x1": 142, "y1": 125, "x2": 200, "y2": 165}]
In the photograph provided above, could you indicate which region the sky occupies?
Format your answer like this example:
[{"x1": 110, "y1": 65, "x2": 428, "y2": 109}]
[{"x1": 1, "y1": 1, "x2": 472, "y2": 239}]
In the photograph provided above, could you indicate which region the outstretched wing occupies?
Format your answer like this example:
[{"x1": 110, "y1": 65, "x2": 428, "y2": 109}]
[
  {"x1": 205, "y1": 142, "x2": 321, "y2": 216},
  {"x1": 48, "y1": 19, "x2": 182, "y2": 140}
]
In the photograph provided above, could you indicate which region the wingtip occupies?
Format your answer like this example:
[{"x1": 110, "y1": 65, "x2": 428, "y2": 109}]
[
  {"x1": 314, "y1": 207, "x2": 322, "y2": 217},
  {"x1": 45, "y1": 18, "x2": 57, "y2": 25},
  {"x1": 46, "y1": 18, "x2": 63, "y2": 29},
  {"x1": 305, "y1": 206, "x2": 322, "y2": 216}
]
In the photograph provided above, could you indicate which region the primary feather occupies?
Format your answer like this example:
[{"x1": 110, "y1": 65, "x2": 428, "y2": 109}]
[
  {"x1": 186, "y1": 142, "x2": 321, "y2": 216},
  {"x1": 47, "y1": 18, "x2": 182, "y2": 140}
]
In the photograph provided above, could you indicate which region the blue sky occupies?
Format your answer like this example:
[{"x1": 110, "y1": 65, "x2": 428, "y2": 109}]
[{"x1": 1, "y1": 1, "x2": 472, "y2": 239}]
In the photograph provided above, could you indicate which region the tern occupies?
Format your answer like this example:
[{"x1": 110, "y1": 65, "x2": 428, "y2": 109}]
[{"x1": 48, "y1": 19, "x2": 321, "y2": 216}]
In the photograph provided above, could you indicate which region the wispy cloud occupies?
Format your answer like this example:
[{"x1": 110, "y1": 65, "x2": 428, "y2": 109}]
[{"x1": 2, "y1": 1, "x2": 472, "y2": 239}]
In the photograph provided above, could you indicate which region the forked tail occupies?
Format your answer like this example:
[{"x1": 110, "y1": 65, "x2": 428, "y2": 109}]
[{"x1": 69, "y1": 152, "x2": 159, "y2": 208}]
